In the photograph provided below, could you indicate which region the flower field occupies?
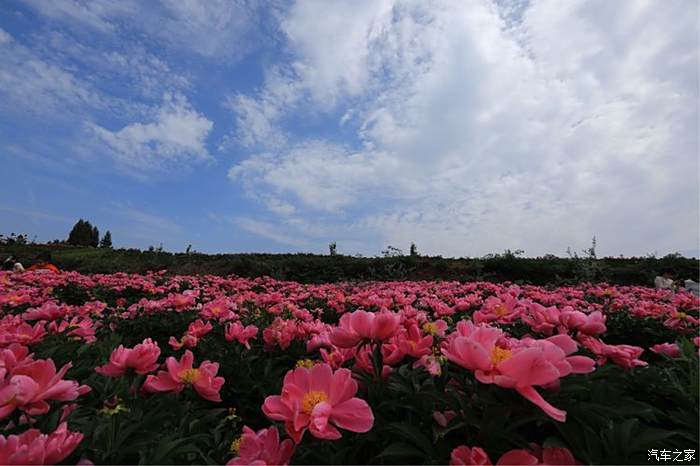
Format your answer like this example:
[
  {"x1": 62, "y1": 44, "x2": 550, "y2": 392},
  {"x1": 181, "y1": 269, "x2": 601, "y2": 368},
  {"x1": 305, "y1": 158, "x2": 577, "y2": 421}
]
[{"x1": 0, "y1": 270, "x2": 698, "y2": 465}]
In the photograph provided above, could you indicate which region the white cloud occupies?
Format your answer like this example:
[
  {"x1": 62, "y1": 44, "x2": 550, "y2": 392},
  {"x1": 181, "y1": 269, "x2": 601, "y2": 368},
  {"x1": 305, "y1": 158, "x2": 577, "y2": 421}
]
[
  {"x1": 89, "y1": 94, "x2": 213, "y2": 170},
  {"x1": 0, "y1": 34, "x2": 106, "y2": 114},
  {"x1": 22, "y1": 0, "x2": 262, "y2": 59},
  {"x1": 228, "y1": 0, "x2": 699, "y2": 257},
  {"x1": 0, "y1": 28, "x2": 12, "y2": 44},
  {"x1": 229, "y1": 140, "x2": 400, "y2": 211}
]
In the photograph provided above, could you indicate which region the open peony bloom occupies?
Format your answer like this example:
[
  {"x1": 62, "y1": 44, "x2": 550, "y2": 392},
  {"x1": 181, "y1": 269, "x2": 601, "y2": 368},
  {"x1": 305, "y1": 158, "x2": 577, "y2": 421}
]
[
  {"x1": 496, "y1": 444, "x2": 580, "y2": 465},
  {"x1": 398, "y1": 323, "x2": 433, "y2": 358},
  {"x1": 521, "y1": 303, "x2": 561, "y2": 336},
  {"x1": 0, "y1": 344, "x2": 34, "y2": 377},
  {"x1": 262, "y1": 363, "x2": 374, "y2": 443},
  {"x1": 0, "y1": 359, "x2": 91, "y2": 419},
  {"x1": 442, "y1": 321, "x2": 594, "y2": 422},
  {"x1": 95, "y1": 338, "x2": 161, "y2": 377},
  {"x1": 200, "y1": 298, "x2": 236, "y2": 321},
  {"x1": 226, "y1": 425, "x2": 294, "y2": 466},
  {"x1": 0, "y1": 422, "x2": 84, "y2": 465},
  {"x1": 649, "y1": 342, "x2": 681, "y2": 358},
  {"x1": 450, "y1": 445, "x2": 493, "y2": 465},
  {"x1": 559, "y1": 308, "x2": 607, "y2": 336},
  {"x1": 225, "y1": 322, "x2": 259, "y2": 349},
  {"x1": 578, "y1": 335, "x2": 648, "y2": 369},
  {"x1": 473, "y1": 295, "x2": 523, "y2": 325},
  {"x1": 142, "y1": 350, "x2": 224, "y2": 402},
  {"x1": 330, "y1": 310, "x2": 400, "y2": 348}
]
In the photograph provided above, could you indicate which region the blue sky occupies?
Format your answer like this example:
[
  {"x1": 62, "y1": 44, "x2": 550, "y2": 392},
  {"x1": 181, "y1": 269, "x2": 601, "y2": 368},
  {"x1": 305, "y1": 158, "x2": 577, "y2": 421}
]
[{"x1": 0, "y1": 0, "x2": 698, "y2": 257}]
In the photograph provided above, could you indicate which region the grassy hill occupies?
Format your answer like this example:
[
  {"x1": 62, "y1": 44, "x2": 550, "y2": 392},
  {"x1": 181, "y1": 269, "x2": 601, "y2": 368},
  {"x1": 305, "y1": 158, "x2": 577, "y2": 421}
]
[{"x1": 1, "y1": 243, "x2": 698, "y2": 286}]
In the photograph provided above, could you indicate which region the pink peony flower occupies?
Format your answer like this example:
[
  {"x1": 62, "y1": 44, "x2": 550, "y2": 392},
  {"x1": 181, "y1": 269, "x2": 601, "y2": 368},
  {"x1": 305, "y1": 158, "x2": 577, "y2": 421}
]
[
  {"x1": 521, "y1": 303, "x2": 561, "y2": 335},
  {"x1": 95, "y1": 338, "x2": 161, "y2": 377},
  {"x1": 433, "y1": 410, "x2": 458, "y2": 428},
  {"x1": 496, "y1": 444, "x2": 580, "y2": 465},
  {"x1": 142, "y1": 350, "x2": 224, "y2": 402},
  {"x1": 226, "y1": 425, "x2": 294, "y2": 466},
  {"x1": 0, "y1": 422, "x2": 84, "y2": 465},
  {"x1": 186, "y1": 319, "x2": 213, "y2": 338},
  {"x1": 169, "y1": 334, "x2": 199, "y2": 350},
  {"x1": 649, "y1": 342, "x2": 681, "y2": 358},
  {"x1": 578, "y1": 335, "x2": 648, "y2": 369},
  {"x1": 560, "y1": 308, "x2": 607, "y2": 336},
  {"x1": 442, "y1": 322, "x2": 594, "y2": 422},
  {"x1": 0, "y1": 359, "x2": 91, "y2": 419},
  {"x1": 200, "y1": 298, "x2": 236, "y2": 321},
  {"x1": 330, "y1": 310, "x2": 400, "y2": 348},
  {"x1": 225, "y1": 322, "x2": 259, "y2": 349},
  {"x1": 473, "y1": 295, "x2": 523, "y2": 324},
  {"x1": 450, "y1": 445, "x2": 492, "y2": 465},
  {"x1": 422, "y1": 319, "x2": 448, "y2": 337},
  {"x1": 398, "y1": 324, "x2": 433, "y2": 358},
  {"x1": 0, "y1": 344, "x2": 33, "y2": 377},
  {"x1": 262, "y1": 363, "x2": 374, "y2": 442},
  {"x1": 413, "y1": 354, "x2": 442, "y2": 376}
]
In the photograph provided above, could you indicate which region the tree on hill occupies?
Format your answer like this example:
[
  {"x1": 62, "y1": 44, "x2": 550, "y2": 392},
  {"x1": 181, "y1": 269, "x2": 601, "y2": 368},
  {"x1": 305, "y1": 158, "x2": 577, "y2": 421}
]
[
  {"x1": 99, "y1": 231, "x2": 113, "y2": 248},
  {"x1": 91, "y1": 226, "x2": 99, "y2": 247},
  {"x1": 67, "y1": 219, "x2": 100, "y2": 247}
]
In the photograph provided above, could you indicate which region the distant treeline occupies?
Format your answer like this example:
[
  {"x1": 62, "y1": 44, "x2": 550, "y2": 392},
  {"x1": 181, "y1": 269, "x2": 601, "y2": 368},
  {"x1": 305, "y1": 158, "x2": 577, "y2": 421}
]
[{"x1": 1, "y1": 243, "x2": 698, "y2": 286}]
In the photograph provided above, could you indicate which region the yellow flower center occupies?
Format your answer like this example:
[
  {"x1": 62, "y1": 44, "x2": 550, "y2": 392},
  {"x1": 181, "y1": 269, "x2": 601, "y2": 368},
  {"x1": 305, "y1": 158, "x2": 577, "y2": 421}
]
[
  {"x1": 179, "y1": 368, "x2": 201, "y2": 384},
  {"x1": 230, "y1": 436, "x2": 242, "y2": 454},
  {"x1": 301, "y1": 390, "x2": 328, "y2": 415},
  {"x1": 677, "y1": 312, "x2": 687, "y2": 320},
  {"x1": 490, "y1": 346, "x2": 512, "y2": 365},
  {"x1": 494, "y1": 305, "x2": 508, "y2": 317},
  {"x1": 296, "y1": 359, "x2": 316, "y2": 369},
  {"x1": 423, "y1": 322, "x2": 437, "y2": 335}
]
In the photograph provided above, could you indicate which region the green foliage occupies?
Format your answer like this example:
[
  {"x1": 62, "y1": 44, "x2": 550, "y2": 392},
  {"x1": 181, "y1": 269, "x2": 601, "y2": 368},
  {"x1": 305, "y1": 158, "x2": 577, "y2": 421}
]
[
  {"x1": 1, "y1": 243, "x2": 698, "y2": 285},
  {"x1": 67, "y1": 219, "x2": 99, "y2": 247},
  {"x1": 100, "y1": 231, "x2": 113, "y2": 248}
]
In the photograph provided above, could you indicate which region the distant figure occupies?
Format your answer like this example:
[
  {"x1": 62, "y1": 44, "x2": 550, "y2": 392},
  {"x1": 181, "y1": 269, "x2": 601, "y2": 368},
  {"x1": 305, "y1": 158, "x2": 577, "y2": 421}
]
[
  {"x1": 2, "y1": 256, "x2": 16, "y2": 271},
  {"x1": 13, "y1": 262, "x2": 25, "y2": 273},
  {"x1": 654, "y1": 271, "x2": 676, "y2": 291},
  {"x1": 27, "y1": 252, "x2": 59, "y2": 273},
  {"x1": 684, "y1": 279, "x2": 700, "y2": 297},
  {"x1": 27, "y1": 262, "x2": 60, "y2": 273}
]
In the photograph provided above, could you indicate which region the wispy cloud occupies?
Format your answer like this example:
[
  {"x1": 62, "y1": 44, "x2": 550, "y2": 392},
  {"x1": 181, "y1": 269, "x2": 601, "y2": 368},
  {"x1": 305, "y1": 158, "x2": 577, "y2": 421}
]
[
  {"x1": 88, "y1": 93, "x2": 213, "y2": 171},
  {"x1": 226, "y1": 0, "x2": 699, "y2": 257}
]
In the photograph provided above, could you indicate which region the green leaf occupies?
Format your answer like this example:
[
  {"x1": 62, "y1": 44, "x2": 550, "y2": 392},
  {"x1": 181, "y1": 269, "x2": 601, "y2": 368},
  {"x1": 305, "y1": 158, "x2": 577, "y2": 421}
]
[
  {"x1": 375, "y1": 442, "x2": 425, "y2": 460},
  {"x1": 386, "y1": 422, "x2": 434, "y2": 457}
]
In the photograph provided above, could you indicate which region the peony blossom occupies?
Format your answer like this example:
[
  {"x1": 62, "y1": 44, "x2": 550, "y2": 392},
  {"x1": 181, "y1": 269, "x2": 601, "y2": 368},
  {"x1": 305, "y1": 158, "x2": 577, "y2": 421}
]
[
  {"x1": 442, "y1": 321, "x2": 594, "y2": 422},
  {"x1": 142, "y1": 350, "x2": 224, "y2": 402},
  {"x1": 226, "y1": 425, "x2": 294, "y2": 466},
  {"x1": 95, "y1": 338, "x2": 161, "y2": 377},
  {"x1": 496, "y1": 444, "x2": 580, "y2": 465},
  {"x1": 330, "y1": 310, "x2": 400, "y2": 348},
  {"x1": 521, "y1": 303, "x2": 561, "y2": 336},
  {"x1": 649, "y1": 342, "x2": 681, "y2": 358},
  {"x1": 578, "y1": 335, "x2": 648, "y2": 369},
  {"x1": 0, "y1": 422, "x2": 84, "y2": 465},
  {"x1": 450, "y1": 445, "x2": 492, "y2": 465},
  {"x1": 0, "y1": 359, "x2": 91, "y2": 419},
  {"x1": 225, "y1": 322, "x2": 259, "y2": 349},
  {"x1": 473, "y1": 295, "x2": 523, "y2": 325},
  {"x1": 200, "y1": 298, "x2": 236, "y2": 321},
  {"x1": 559, "y1": 308, "x2": 607, "y2": 336},
  {"x1": 398, "y1": 323, "x2": 433, "y2": 358},
  {"x1": 262, "y1": 363, "x2": 374, "y2": 442}
]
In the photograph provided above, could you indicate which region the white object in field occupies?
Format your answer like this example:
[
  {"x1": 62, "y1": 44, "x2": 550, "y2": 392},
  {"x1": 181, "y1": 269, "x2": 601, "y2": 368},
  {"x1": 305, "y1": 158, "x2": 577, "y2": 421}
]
[
  {"x1": 654, "y1": 276, "x2": 674, "y2": 290},
  {"x1": 684, "y1": 279, "x2": 700, "y2": 296},
  {"x1": 13, "y1": 262, "x2": 24, "y2": 272}
]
